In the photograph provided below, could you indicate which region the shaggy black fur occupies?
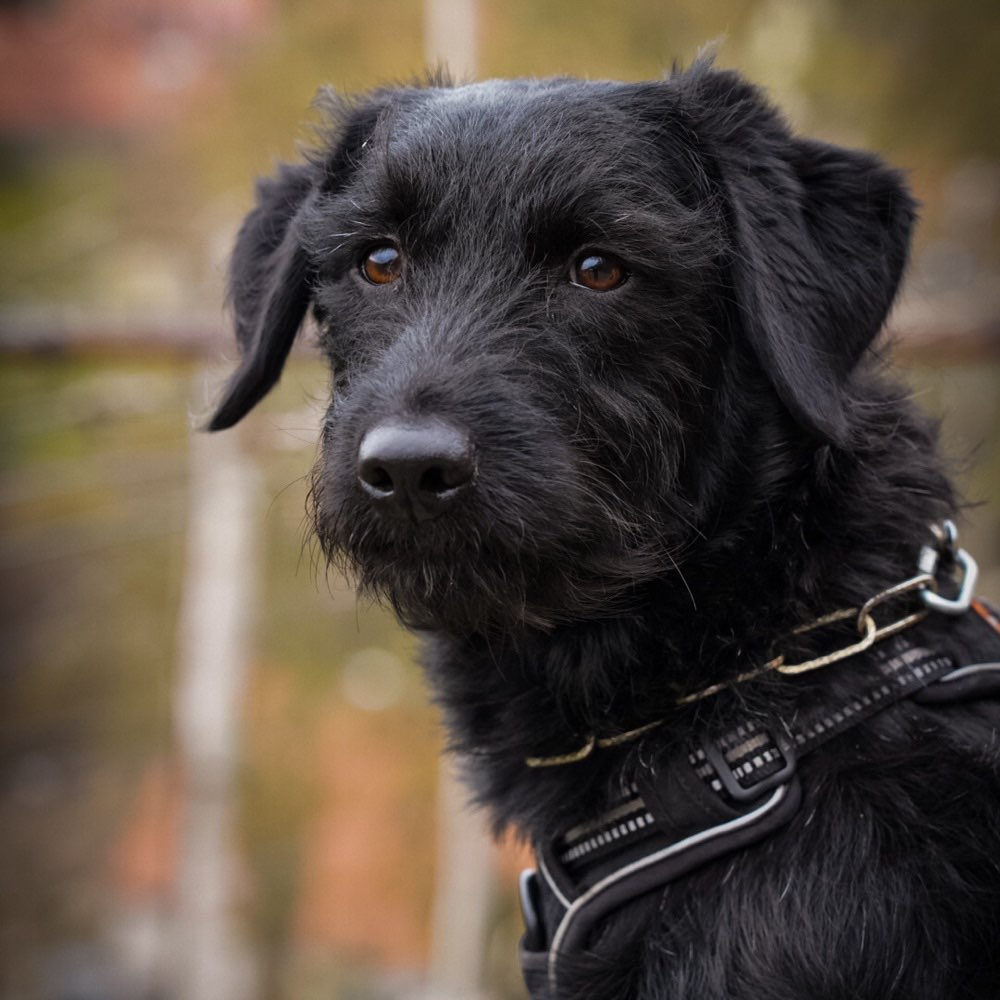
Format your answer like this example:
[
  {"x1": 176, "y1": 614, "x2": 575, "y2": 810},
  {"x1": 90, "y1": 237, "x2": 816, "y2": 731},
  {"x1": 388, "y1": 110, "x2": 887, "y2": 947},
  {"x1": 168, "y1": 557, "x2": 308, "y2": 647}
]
[{"x1": 210, "y1": 63, "x2": 1000, "y2": 999}]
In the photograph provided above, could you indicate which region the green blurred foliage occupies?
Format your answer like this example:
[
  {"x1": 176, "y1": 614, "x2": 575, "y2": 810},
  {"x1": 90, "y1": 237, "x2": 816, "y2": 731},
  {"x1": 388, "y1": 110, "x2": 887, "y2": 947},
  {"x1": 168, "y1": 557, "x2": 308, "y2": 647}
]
[
  {"x1": 822, "y1": 0, "x2": 1000, "y2": 159},
  {"x1": 2, "y1": 0, "x2": 998, "y2": 312},
  {"x1": 0, "y1": 357, "x2": 190, "y2": 988}
]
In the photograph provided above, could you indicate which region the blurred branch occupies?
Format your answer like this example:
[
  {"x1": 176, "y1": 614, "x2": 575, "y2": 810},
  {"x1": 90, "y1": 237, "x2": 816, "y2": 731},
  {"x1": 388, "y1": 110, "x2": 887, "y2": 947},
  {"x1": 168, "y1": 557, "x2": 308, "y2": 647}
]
[
  {"x1": 171, "y1": 417, "x2": 260, "y2": 1000},
  {"x1": 1, "y1": 315, "x2": 996, "y2": 364}
]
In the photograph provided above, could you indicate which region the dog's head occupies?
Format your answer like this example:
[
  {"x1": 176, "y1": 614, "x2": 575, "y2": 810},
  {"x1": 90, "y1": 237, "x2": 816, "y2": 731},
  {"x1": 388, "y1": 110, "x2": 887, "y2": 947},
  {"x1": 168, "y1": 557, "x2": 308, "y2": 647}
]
[{"x1": 210, "y1": 65, "x2": 915, "y2": 632}]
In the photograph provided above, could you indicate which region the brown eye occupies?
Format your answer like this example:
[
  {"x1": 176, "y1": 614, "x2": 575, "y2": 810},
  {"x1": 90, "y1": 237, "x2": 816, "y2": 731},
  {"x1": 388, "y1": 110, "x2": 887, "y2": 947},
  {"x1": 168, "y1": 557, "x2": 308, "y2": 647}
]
[
  {"x1": 361, "y1": 244, "x2": 403, "y2": 285},
  {"x1": 570, "y1": 252, "x2": 628, "y2": 292}
]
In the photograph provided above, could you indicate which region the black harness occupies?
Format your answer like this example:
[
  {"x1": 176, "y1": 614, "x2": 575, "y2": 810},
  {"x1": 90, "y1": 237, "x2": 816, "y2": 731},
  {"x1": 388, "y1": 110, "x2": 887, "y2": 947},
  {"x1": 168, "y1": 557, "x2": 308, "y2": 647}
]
[{"x1": 518, "y1": 599, "x2": 1000, "y2": 1000}]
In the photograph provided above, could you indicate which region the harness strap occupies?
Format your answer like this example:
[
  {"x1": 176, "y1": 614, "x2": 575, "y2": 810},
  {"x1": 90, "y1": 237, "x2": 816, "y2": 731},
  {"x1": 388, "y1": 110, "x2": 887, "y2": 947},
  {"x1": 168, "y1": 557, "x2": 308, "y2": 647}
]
[{"x1": 519, "y1": 600, "x2": 1000, "y2": 1000}]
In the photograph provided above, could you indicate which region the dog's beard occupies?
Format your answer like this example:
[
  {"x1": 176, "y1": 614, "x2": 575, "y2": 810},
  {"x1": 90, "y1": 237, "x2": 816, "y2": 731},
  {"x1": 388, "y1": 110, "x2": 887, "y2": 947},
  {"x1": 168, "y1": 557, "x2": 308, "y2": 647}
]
[
  {"x1": 308, "y1": 371, "x2": 694, "y2": 633},
  {"x1": 310, "y1": 464, "x2": 673, "y2": 634}
]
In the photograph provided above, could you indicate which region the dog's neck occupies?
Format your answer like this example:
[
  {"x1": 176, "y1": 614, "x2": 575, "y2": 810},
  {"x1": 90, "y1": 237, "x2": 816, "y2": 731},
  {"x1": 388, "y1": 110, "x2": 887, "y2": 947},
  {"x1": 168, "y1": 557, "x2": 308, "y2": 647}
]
[{"x1": 422, "y1": 370, "x2": 954, "y2": 839}]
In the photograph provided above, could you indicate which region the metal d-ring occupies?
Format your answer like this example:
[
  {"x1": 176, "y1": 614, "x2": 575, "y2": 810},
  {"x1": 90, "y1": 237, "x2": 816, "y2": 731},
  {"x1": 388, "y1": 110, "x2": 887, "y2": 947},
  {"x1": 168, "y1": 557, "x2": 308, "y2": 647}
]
[{"x1": 920, "y1": 546, "x2": 979, "y2": 615}]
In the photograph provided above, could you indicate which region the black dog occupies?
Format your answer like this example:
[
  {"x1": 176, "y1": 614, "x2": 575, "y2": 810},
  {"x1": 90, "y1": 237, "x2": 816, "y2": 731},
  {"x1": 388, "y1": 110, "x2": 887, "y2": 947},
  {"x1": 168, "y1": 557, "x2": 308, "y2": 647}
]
[{"x1": 209, "y1": 63, "x2": 1000, "y2": 999}]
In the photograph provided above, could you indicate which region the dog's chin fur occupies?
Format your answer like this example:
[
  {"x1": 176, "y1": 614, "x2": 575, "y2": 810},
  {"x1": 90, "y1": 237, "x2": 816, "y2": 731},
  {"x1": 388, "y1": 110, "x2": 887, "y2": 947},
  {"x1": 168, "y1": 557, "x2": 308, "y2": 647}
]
[
  {"x1": 310, "y1": 435, "x2": 682, "y2": 632},
  {"x1": 318, "y1": 537, "x2": 669, "y2": 633},
  {"x1": 210, "y1": 63, "x2": 1000, "y2": 1000}
]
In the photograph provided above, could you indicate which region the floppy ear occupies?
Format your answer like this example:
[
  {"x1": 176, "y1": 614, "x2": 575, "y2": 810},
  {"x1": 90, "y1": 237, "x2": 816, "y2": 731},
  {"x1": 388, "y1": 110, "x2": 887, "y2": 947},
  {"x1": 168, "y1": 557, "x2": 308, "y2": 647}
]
[
  {"x1": 208, "y1": 162, "x2": 317, "y2": 431},
  {"x1": 208, "y1": 95, "x2": 391, "y2": 431},
  {"x1": 677, "y1": 67, "x2": 916, "y2": 445}
]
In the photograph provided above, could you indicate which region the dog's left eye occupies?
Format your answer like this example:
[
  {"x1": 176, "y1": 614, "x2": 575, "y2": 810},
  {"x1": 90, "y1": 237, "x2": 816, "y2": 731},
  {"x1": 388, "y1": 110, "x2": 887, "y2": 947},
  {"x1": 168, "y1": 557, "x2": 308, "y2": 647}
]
[{"x1": 570, "y1": 252, "x2": 628, "y2": 292}]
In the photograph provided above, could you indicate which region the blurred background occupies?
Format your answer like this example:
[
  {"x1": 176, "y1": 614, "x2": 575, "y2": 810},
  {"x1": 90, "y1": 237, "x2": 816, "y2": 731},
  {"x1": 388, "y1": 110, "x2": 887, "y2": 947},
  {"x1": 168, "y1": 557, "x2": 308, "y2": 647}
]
[{"x1": 0, "y1": 1, "x2": 997, "y2": 998}]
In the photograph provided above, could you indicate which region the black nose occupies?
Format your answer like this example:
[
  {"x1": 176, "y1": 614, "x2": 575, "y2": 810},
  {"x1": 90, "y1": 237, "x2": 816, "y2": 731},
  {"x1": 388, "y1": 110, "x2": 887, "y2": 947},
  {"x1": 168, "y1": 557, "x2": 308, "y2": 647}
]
[{"x1": 357, "y1": 419, "x2": 476, "y2": 520}]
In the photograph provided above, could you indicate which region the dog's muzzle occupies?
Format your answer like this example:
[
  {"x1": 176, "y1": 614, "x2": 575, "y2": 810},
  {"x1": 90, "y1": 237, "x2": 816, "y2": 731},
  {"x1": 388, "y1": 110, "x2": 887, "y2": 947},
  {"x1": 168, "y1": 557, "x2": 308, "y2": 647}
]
[{"x1": 357, "y1": 417, "x2": 476, "y2": 521}]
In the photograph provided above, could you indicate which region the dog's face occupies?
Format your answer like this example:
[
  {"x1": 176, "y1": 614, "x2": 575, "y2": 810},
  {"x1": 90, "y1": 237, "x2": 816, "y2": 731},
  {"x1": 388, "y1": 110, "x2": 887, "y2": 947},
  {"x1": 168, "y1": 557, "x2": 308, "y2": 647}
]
[
  {"x1": 308, "y1": 80, "x2": 726, "y2": 632},
  {"x1": 210, "y1": 68, "x2": 915, "y2": 633}
]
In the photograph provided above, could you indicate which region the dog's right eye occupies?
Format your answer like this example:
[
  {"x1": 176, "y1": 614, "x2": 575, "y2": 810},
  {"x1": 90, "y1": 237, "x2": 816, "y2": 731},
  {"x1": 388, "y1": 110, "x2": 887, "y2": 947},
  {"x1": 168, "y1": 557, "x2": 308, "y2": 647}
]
[
  {"x1": 570, "y1": 252, "x2": 628, "y2": 292},
  {"x1": 360, "y1": 245, "x2": 403, "y2": 285}
]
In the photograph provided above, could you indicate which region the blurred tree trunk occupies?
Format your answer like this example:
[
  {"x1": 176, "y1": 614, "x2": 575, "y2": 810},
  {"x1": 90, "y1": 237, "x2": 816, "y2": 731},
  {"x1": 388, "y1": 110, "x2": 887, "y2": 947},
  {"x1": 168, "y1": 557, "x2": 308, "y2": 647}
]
[
  {"x1": 421, "y1": 6, "x2": 496, "y2": 997},
  {"x1": 171, "y1": 418, "x2": 259, "y2": 1000},
  {"x1": 427, "y1": 758, "x2": 495, "y2": 999},
  {"x1": 424, "y1": 0, "x2": 479, "y2": 79}
]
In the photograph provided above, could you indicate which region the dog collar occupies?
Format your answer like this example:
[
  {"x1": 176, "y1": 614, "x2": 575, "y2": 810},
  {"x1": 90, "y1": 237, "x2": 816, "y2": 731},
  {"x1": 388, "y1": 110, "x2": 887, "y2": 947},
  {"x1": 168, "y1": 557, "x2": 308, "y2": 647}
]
[
  {"x1": 524, "y1": 520, "x2": 979, "y2": 769},
  {"x1": 518, "y1": 596, "x2": 1000, "y2": 999}
]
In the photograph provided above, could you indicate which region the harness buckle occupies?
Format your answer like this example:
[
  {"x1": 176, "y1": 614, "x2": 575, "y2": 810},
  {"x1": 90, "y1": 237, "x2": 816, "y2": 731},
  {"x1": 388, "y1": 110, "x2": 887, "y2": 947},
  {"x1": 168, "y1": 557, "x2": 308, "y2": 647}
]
[{"x1": 701, "y1": 732, "x2": 797, "y2": 803}]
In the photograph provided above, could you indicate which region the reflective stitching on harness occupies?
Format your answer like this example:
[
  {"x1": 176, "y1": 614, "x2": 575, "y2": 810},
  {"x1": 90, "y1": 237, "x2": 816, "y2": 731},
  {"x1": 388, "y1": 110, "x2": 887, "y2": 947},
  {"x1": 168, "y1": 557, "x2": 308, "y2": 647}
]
[
  {"x1": 934, "y1": 662, "x2": 1000, "y2": 684},
  {"x1": 560, "y1": 807, "x2": 655, "y2": 865},
  {"x1": 561, "y1": 790, "x2": 644, "y2": 845},
  {"x1": 537, "y1": 853, "x2": 572, "y2": 911},
  {"x1": 521, "y1": 599, "x2": 1000, "y2": 999},
  {"x1": 547, "y1": 785, "x2": 791, "y2": 992}
]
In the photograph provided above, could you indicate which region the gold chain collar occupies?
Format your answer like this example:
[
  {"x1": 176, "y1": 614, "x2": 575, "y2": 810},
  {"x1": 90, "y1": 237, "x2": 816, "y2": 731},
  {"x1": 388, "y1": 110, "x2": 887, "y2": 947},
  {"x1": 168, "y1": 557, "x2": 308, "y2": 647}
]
[{"x1": 525, "y1": 522, "x2": 978, "y2": 769}]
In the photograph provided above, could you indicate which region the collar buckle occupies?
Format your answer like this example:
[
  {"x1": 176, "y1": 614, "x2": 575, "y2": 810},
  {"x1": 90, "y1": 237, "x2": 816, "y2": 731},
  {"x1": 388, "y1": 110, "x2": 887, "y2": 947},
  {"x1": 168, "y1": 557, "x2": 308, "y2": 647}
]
[{"x1": 701, "y1": 731, "x2": 797, "y2": 803}]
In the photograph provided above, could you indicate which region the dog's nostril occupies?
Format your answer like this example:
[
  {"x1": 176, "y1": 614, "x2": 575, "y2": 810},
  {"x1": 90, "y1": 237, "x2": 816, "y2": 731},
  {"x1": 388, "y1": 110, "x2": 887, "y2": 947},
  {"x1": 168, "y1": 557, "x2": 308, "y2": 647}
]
[
  {"x1": 359, "y1": 462, "x2": 395, "y2": 496},
  {"x1": 419, "y1": 460, "x2": 473, "y2": 497},
  {"x1": 357, "y1": 419, "x2": 475, "y2": 517}
]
